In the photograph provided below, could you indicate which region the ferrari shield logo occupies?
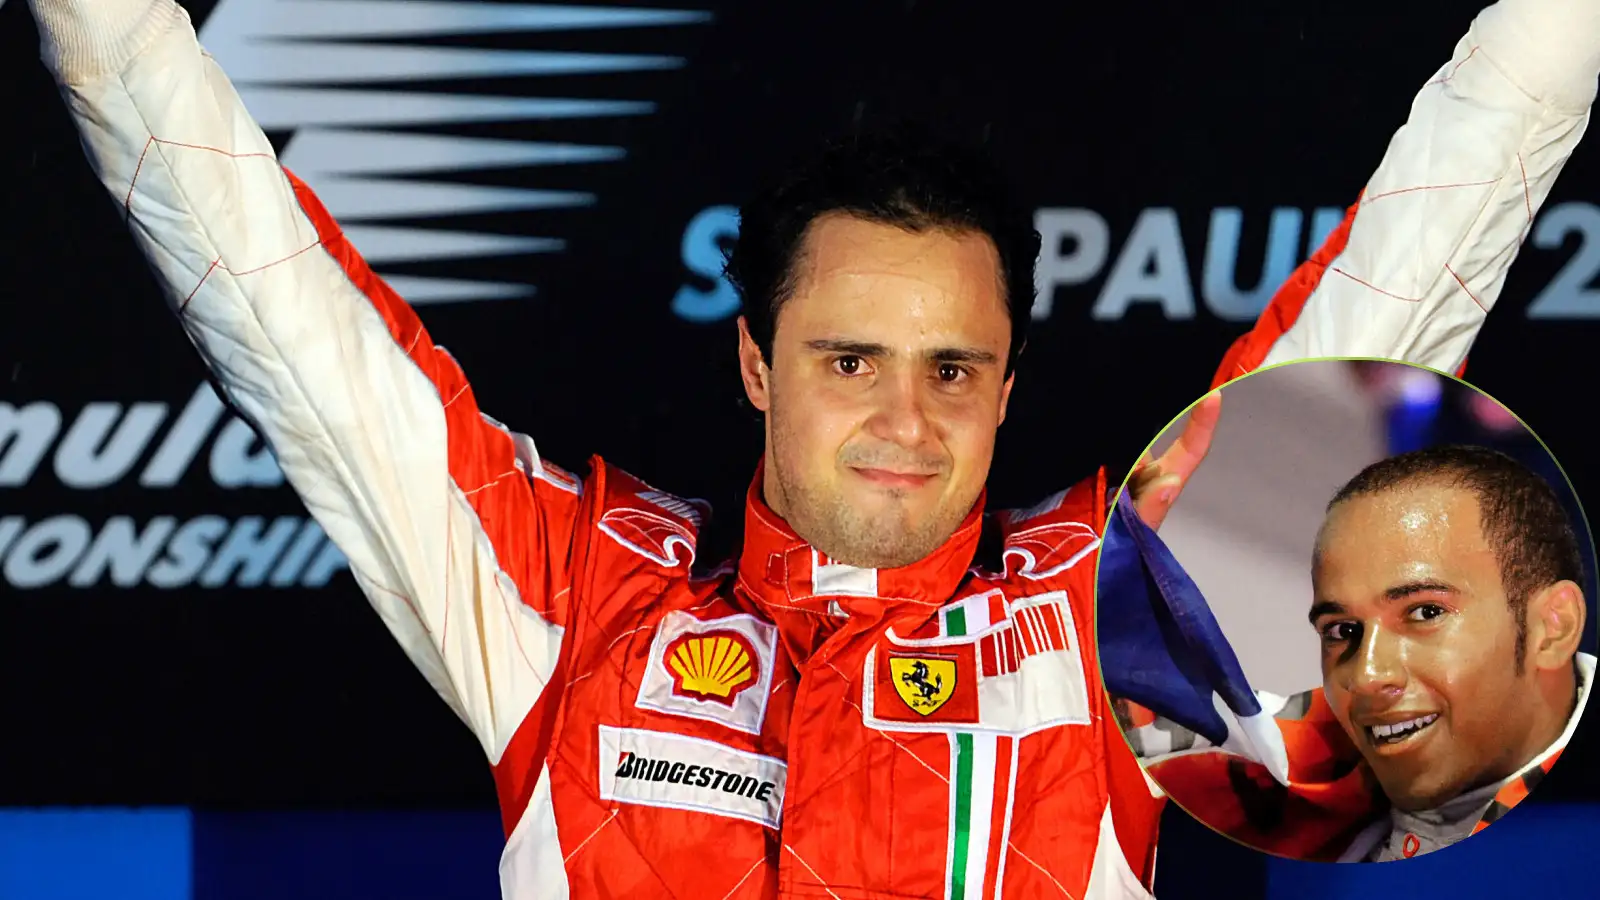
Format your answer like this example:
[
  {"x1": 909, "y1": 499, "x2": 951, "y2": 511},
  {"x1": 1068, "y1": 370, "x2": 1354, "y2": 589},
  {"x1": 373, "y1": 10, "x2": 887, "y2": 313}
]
[{"x1": 889, "y1": 656, "x2": 957, "y2": 716}]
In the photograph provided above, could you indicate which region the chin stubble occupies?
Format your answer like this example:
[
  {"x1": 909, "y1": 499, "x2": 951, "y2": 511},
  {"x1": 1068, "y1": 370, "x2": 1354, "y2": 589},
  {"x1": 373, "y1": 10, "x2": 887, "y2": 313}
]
[{"x1": 774, "y1": 465, "x2": 956, "y2": 569}]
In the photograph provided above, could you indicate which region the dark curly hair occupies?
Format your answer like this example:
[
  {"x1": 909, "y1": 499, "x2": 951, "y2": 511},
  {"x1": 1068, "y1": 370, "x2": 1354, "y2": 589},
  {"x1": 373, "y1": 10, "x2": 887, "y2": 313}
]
[
  {"x1": 1325, "y1": 444, "x2": 1585, "y2": 672},
  {"x1": 723, "y1": 124, "x2": 1040, "y2": 376}
]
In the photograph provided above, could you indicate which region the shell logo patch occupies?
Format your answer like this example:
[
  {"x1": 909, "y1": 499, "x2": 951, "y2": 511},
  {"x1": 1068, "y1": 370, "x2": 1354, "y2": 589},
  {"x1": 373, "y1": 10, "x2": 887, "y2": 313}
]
[
  {"x1": 889, "y1": 656, "x2": 958, "y2": 716},
  {"x1": 635, "y1": 611, "x2": 780, "y2": 735},
  {"x1": 666, "y1": 631, "x2": 758, "y2": 706}
]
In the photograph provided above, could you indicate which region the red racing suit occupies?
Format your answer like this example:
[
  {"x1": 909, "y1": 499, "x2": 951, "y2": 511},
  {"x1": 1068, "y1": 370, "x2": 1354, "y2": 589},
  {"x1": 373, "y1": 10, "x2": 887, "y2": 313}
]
[{"x1": 30, "y1": 0, "x2": 1590, "y2": 895}]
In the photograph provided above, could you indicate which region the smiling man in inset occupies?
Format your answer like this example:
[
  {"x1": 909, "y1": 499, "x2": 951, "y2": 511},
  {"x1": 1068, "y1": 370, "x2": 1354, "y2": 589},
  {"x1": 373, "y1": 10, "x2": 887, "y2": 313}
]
[
  {"x1": 1306, "y1": 445, "x2": 1590, "y2": 860},
  {"x1": 1127, "y1": 444, "x2": 1594, "y2": 863}
]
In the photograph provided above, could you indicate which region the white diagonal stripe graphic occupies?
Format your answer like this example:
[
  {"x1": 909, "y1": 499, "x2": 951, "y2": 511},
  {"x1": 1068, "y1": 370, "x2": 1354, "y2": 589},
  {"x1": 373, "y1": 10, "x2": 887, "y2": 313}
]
[
  {"x1": 341, "y1": 227, "x2": 562, "y2": 264},
  {"x1": 383, "y1": 276, "x2": 535, "y2": 305},
  {"x1": 222, "y1": 0, "x2": 710, "y2": 38},
  {"x1": 285, "y1": 131, "x2": 624, "y2": 176},
  {"x1": 309, "y1": 178, "x2": 589, "y2": 219},
  {"x1": 199, "y1": 0, "x2": 712, "y2": 306},
  {"x1": 223, "y1": 44, "x2": 684, "y2": 83},
  {"x1": 243, "y1": 90, "x2": 653, "y2": 128}
]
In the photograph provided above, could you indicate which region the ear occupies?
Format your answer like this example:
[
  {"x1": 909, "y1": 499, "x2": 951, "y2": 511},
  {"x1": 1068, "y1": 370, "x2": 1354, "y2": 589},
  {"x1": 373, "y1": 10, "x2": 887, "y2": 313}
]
[
  {"x1": 736, "y1": 316, "x2": 771, "y2": 412},
  {"x1": 1526, "y1": 580, "x2": 1587, "y2": 672}
]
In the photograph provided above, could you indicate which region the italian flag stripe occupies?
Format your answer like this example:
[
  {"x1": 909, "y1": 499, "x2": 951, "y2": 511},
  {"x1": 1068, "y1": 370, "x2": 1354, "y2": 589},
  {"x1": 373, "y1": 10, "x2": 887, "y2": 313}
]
[
  {"x1": 982, "y1": 737, "x2": 1017, "y2": 897},
  {"x1": 952, "y1": 732, "x2": 975, "y2": 896},
  {"x1": 942, "y1": 607, "x2": 999, "y2": 899}
]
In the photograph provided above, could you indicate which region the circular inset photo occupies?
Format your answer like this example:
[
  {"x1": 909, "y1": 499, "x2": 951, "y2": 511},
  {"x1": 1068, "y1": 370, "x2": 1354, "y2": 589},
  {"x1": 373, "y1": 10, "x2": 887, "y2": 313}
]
[{"x1": 1094, "y1": 358, "x2": 1595, "y2": 863}]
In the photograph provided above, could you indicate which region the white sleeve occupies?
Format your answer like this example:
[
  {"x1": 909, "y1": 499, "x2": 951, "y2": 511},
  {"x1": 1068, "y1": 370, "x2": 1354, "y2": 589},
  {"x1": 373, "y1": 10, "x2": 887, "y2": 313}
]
[
  {"x1": 1260, "y1": 0, "x2": 1600, "y2": 373},
  {"x1": 28, "y1": 0, "x2": 579, "y2": 762}
]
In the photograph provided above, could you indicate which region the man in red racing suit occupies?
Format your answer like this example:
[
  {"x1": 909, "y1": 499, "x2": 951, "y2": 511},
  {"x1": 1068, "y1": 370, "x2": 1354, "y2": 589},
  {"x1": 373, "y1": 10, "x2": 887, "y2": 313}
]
[{"x1": 27, "y1": 0, "x2": 1596, "y2": 895}]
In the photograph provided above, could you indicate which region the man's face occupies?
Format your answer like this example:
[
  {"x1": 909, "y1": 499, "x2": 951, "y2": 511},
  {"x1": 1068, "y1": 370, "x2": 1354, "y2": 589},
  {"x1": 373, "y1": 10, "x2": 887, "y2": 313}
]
[
  {"x1": 738, "y1": 213, "x2": 1015, "y2": 569},
  {"x1": 1310, "y1": 482, "x2": 1534, "y2": 811}
]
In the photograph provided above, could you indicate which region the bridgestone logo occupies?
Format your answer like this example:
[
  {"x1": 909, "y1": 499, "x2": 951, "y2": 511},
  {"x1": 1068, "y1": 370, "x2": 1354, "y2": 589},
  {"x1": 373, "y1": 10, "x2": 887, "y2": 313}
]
[
  {"x1": 598, "y1": 726, "x2": 786, "y2": 829},
  {"x1": 613, "y1": 752, "x2": 779, "y2": 803},
  {"x1": 1, "y1": 385, "x2": 346, "y2": 589}
]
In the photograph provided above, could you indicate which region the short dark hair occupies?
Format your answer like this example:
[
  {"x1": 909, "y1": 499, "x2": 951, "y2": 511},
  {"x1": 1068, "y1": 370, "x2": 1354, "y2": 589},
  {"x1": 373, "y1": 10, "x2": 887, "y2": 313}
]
[
  {"x1": 723, "y1": 124, "x2": 1040, "y2": 376},
  {"x1": 1325, "y1": 445, "x2": 1584, "y2": 671}
]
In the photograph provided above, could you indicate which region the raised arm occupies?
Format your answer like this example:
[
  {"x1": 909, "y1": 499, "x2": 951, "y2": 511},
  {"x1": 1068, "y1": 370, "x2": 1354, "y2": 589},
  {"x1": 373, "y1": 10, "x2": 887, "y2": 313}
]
[
  {"x1": 1216, "y1": 0, "x2": 1600, "y2": 385},
  {"x1": 29, "y1": 0, "x2": 578, "y2": 772}
]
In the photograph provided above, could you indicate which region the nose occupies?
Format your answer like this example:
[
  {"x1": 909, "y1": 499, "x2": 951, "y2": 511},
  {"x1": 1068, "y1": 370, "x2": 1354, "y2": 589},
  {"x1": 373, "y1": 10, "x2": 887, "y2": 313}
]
[
  {"x1": 1346, "y1": 624, "x2": 1406, "y2": 700},
  {"x1": 864, "y1": 371, "x2": 932, "y2": 449}
]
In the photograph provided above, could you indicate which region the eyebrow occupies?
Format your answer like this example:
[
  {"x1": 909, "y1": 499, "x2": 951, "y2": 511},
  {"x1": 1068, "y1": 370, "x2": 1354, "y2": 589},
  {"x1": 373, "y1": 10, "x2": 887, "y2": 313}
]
[
  {"x1": 1383, "y1": 579, "x2": 1459, "y2": 601},
  {"x1": 804, "y1": 339, "x2": 1000, "y2": 365},
  {"x1": 1306, "y1": 580, "x2": 1459, "y2": 624},
  {"x1": 1307, "y1": 601, "x2": 1345, "y2": 625}
]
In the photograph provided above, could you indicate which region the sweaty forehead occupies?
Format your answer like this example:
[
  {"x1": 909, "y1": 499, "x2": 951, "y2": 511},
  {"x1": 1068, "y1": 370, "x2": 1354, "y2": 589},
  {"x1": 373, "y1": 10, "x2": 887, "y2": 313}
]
[
  {"x1": 778, "y1": 214, "x2": 1010, "y2": 342},
  {"x1": 1315, "y1": 481, "x2": 1500, "y2": 590}
]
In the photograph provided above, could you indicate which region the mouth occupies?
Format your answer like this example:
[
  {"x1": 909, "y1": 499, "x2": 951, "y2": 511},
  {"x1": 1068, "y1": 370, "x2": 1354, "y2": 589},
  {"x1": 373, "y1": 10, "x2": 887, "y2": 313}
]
[
  {"x1": 849, "y1": 467, "x2": 937, "y2": 489},
  {"x1": 1362, "y1": 713, "x2": 1440, "y2": 751}
]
